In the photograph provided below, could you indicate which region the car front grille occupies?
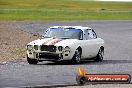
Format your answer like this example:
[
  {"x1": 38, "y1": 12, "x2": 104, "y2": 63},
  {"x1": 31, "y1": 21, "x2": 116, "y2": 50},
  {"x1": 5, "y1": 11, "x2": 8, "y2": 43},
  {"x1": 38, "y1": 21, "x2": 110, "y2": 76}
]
[{"x1": 40, "y1": 45, "x2": 56, "y2": 52}]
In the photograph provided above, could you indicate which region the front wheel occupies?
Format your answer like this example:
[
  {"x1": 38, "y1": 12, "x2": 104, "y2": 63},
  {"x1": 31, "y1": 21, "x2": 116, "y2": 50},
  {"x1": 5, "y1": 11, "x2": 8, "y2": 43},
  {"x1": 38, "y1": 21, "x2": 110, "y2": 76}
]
[
  {"x1": 27, "y1": 56, "x2": 38, "y2": 64},
  {"x1": 72, "y1": 49, "x2": 81, "y2": 64},
  {"x1": 95, "y1": 48, "x2": 104, "y2": 62}
]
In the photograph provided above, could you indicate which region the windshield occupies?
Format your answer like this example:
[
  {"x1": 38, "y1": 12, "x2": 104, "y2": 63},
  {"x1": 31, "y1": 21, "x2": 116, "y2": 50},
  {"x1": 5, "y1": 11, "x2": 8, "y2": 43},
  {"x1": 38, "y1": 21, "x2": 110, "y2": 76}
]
[{"x1": 43, "y1": 28, "x2": 83, "y2": 40}]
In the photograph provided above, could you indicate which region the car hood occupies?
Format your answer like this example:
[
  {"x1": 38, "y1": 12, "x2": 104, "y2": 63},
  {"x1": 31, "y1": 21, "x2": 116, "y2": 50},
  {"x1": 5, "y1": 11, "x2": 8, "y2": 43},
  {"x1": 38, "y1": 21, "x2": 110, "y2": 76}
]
[
  {"x1": 27, "y1": 38, "x2": 51, "y2": 45},
  {"x1": 27, "y1": 38, "x2": 78, "y2": 47},
  {"x1": 54, "y1": 39, "x2": 78, "y2": 47}
]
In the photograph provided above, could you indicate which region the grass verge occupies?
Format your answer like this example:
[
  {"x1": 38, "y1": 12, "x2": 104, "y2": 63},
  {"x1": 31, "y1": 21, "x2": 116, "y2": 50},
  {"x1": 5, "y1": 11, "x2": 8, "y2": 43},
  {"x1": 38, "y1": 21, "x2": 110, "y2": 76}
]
[{"x1": 0, "y1": 0, "x2": 132, "y2": 20}]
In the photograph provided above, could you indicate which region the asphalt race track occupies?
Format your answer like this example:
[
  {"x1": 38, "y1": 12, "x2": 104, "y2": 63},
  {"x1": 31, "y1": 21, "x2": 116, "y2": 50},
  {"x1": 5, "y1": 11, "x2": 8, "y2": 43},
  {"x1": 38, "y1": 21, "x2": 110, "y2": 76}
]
[{"x1": 0, "y1": 21, "x2": 132, "y2": 87}]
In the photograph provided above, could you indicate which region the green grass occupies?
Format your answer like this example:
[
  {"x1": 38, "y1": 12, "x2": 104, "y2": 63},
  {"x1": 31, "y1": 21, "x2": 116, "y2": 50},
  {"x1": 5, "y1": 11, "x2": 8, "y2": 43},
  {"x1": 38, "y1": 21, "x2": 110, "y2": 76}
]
[{"x1": 0, "y1": 0, "x2": 132, "y2": 20}]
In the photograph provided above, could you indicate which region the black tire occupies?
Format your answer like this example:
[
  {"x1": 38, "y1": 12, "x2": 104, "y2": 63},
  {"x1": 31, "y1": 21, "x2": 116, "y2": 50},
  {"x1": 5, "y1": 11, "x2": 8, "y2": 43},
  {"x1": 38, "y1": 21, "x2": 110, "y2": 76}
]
[
  {"x1": 72, "y1": 49, "x2": 81, "y2": 64},
  {"x1": 95, "y1": 48, "x2": 104, "y2": 62},
  {"x1": 27, "y1": 56, "x2": 38, "y2": 64}
]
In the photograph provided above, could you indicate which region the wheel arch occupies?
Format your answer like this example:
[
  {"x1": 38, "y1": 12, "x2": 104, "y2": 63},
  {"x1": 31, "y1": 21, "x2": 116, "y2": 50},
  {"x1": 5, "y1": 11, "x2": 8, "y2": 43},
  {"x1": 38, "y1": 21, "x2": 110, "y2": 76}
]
[
  {"x1": 76, "y1": 46, "x2": 82, "y2": 55},
  {"x1": 99, "y1": 46, "x2": 104, "y2": 56},
  {"x1": 100, "y1": 46, "x2": 104, "y2": 51}
]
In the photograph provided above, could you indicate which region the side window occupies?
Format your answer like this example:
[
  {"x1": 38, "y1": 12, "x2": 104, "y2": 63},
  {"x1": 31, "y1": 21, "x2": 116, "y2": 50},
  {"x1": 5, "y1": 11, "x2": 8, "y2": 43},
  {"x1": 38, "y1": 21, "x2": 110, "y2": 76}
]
[
  {"x1": 92, "y1": 29, "x2": 97, "y2": 39},
  {"x1": 87, "y1": 29, "x2": 94, "y2": 39},
  {"x1": 84, "y1": 29, "x2": 97, "y2": 40}
]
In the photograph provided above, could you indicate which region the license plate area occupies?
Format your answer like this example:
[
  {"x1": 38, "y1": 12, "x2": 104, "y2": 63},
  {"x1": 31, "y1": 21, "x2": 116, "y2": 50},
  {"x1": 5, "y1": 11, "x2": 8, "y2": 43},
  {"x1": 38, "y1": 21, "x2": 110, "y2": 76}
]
[{"x1": 38, "y1": 53, "x2": 59, "y2": 60}]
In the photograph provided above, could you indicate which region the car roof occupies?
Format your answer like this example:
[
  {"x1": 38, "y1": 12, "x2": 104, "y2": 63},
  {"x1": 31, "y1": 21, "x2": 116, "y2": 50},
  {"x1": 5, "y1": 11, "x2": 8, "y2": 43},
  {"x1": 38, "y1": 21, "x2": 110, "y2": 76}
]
[{"x1": 49, "y1": 26, "x2": 92, "y2": 31}]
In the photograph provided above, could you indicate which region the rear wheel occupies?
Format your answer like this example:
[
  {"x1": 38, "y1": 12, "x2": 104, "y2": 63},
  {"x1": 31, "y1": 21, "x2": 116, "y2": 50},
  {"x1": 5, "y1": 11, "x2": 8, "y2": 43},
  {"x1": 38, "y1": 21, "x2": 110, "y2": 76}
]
[
  {"x1": 95, "y1": 48, "x2": 104, "y2": 62},
  {"x1": 72, "y1": 49, "x2": 81, "y2": 64},
  {"x1": 27, "y1": 56, "x2": 38, "y2": 64}
]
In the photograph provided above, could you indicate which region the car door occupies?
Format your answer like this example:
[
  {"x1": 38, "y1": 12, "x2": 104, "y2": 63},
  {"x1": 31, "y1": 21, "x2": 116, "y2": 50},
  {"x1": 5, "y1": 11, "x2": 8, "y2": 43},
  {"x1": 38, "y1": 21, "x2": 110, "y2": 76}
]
[
  {"x1": 81, "y1": 29, "x2": 93, "y2": 59},
  {"x1": 81, "y1": 29, "x2": 100, "y2": 59}
]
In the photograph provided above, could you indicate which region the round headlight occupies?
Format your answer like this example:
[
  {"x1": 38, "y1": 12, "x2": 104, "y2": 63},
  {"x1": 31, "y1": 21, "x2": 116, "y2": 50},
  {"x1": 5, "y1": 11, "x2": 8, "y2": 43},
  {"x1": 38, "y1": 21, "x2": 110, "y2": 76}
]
[
  {"x1": 58, "y1": 46, "x2": 63, "y2": 51},
  {"x1": 27, "y1": 45, "x2": 33, "y2": 51},
  {"x1": 34, "y1": 45, "x2": 38, "y2": 50},
  {"x1": 64, "y1": 46, "x2": 70, "y2": 53}
]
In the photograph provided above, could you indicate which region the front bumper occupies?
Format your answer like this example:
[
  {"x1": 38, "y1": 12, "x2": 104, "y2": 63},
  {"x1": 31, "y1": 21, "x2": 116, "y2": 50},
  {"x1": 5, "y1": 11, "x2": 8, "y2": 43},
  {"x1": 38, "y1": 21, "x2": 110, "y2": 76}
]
[
  {"x1": 27, "y1": 50, "x2": 63, "y2": 61},
  {"x1": 27, "y1": 48, "x2": 73, "y2": 61}
]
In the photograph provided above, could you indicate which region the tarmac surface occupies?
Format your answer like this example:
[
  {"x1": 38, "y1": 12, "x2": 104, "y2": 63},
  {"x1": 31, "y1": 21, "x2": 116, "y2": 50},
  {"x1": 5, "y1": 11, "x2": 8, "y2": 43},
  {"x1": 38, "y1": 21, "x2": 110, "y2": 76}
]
[{"x1": 0, "y1": 20, "x2": 132, "y2": 87}]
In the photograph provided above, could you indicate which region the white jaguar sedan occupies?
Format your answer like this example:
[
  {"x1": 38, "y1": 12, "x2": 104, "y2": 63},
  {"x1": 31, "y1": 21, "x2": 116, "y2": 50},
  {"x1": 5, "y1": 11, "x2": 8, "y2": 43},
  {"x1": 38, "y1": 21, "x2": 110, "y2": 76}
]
[{"x1": 26, "y1": 26, "x2": 104, "y2": 64}]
